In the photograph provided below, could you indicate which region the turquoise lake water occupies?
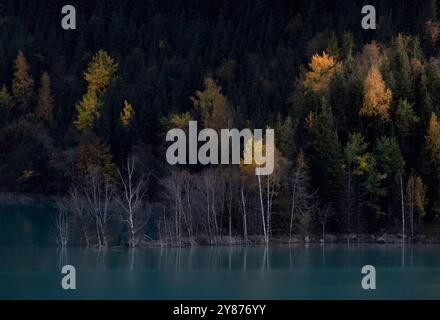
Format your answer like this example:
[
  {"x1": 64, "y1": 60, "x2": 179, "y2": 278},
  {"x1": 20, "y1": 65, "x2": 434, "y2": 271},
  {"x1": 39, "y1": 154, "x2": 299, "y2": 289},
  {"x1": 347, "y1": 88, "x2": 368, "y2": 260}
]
[{"x1": 1, "y1": 203, "x2": 440, "y2": 299}]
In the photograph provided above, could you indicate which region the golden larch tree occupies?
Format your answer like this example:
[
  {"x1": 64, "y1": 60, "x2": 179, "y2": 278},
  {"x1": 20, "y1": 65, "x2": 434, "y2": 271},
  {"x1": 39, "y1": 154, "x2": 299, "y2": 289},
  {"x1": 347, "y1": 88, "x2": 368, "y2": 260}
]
[
  {"x1": 120, "y1": 100, "x2": 135, "y2": 127},
  {"x1": 12, "y1": 50, "x2": 34, "y2": 112},
  {"x1": 75, "y1": 51, "x2": 118, "y2": 132},
  {"x1": 359, "y1": 65, "x2": 392, "y2": 121},
  {"x1": 303, "y1": 52, "x2": 338, "y2": 93},
  {"x1": 74, "y1": 90, "x2": 102, "y2": 131},
  {"x1": 84, "y1": 50, "x2": 118, "y2": 94}
]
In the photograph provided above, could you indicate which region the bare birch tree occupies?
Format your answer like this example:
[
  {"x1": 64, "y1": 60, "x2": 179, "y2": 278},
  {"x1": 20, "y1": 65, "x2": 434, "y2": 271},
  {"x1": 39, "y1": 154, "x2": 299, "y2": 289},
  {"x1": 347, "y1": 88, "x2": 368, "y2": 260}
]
[
  {"x1": 161, "y1": 169, "x2": 185, "y2": 245},
  {"x1": 54, "y1": 199, "x2": 70, "y2": 247},
  {"x1": 68, "y1": 185, "x2": 90, "y2": 246},
  {"x1": 317, "y1": 204, "x2": 333, "y2": 242},
  {"x1": 117, "y1": 156, "x2": 151, "y2": 247},
  {"x1": 73, "y1": 171, "x2": 115, "y2": 247}
]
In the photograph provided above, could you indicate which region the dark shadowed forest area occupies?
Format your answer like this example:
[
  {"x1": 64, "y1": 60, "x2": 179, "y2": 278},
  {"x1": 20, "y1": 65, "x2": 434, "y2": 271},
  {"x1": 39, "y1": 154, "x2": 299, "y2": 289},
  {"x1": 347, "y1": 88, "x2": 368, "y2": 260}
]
[{"x1": 1, "y1": 0, "x2": 440, "y2": 247}]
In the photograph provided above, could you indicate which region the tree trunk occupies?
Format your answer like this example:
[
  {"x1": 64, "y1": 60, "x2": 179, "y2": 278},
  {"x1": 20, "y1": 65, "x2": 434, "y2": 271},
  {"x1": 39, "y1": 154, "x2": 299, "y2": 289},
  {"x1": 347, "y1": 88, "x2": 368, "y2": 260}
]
[
  {"x1": 257, "y1": 174, "x2": 267, "y2": 243},
  {"x1": 290, "y1": 183, "x2": 296, "y2": 240},
  {"x1": 241, "y1": 185, "x2": 247, "y2": 241},
  {"x1": 400, "y1": 172, "x2": 405, "y2": 243}
]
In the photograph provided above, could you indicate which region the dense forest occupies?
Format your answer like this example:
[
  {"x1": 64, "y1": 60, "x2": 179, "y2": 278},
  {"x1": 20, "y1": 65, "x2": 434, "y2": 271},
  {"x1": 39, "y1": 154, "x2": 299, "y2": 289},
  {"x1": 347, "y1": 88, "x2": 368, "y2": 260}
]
[{"x1": 1, "y1": 0, "x2": 440, "y2": 246}]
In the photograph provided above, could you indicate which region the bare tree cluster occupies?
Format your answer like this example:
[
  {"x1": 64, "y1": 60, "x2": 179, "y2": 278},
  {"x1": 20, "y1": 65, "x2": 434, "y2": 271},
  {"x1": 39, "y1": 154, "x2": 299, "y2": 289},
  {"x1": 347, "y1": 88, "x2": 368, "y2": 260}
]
[
  {"x1": 56, "y1": 152, "x2": 330, "y2": 247},
  {"x1": 56, "y1": 156, "x2": 151, "y2": 248}
]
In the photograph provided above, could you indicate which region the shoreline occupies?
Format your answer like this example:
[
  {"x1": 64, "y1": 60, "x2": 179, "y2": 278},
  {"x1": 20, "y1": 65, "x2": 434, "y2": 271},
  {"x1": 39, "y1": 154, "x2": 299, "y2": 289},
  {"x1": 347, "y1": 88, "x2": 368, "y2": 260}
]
[
  {"x1": 2, "y1": 193, "x2": 440, "y2": 246},
  {"x1": 0, "y1": 192, "x2": 57, "y2": 206},
  {"x1": 132, "y1": 234, "x2": 440, "y2": 247}
]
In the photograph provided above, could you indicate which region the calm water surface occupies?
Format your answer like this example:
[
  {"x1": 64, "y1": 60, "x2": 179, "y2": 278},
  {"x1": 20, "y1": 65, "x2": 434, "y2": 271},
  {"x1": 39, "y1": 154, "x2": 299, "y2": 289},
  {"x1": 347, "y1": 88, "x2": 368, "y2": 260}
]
[{"x1": 1, "y1": 203, "x2": 440, "y2": 299}]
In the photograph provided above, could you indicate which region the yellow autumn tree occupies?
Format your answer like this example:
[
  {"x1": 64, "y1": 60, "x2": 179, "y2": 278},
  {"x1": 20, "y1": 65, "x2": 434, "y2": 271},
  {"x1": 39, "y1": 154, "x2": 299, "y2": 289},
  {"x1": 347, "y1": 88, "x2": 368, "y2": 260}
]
[
  {"x1": 12, "y1": 50, "x2": 34, "y2": 112},
  {"x1": 414, "y1": 176, "x2": 427, "y2": 217},
  {"x1": 303, "y1": 52, "x2": 338, "y2": 93},
  {"x1": 74, "y1": 91, "x2": 102, "y2": 131},
  {"x1": 240, "y1": 133, "x2": 287, "y2": 243},
  {"x1": 305, "y1": 111, "x2": 316, "y2": 129},
  {"x1": 359, "y1": 66, "x2": 392, "y2": 121},
  {"x1": 426, "y1": 112, "x2": 440, "y2": 166},
  {"x1": 240, "y1": 134, "x2": 286, "y2": 184},
  {"x1": 75, "y1": 51, "x2": 118, "y2": 132},
  {"x1": 191, "y1": 77, "x2": 233, "y2": 130},
  {"x1": 84, "y1": 50, "x2": 118, "y2": 94},
  {"x1": 406, "y1": 174, "x2": 427, "y2": 237},
  {"x1": 167, "y1": 112, "x2": 192, "y2": 131},
  {"x1": 120, "y1": 100, "x2": 135, "y2": 127}
]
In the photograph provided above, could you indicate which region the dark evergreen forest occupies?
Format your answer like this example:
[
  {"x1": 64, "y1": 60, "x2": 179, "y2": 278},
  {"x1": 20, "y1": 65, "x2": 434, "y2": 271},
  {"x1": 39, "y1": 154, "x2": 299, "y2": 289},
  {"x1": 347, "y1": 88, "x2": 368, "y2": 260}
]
[{"x1": 1, "y1": 0, "x2": 440, "y2": 246}]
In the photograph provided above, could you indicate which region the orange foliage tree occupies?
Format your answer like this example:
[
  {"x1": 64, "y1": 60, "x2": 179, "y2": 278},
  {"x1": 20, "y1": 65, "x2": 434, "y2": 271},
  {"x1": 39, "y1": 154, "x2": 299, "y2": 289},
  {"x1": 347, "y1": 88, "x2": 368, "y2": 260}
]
[{"x1": 359, "y1": 66, "x2": 392, "y2": 121}]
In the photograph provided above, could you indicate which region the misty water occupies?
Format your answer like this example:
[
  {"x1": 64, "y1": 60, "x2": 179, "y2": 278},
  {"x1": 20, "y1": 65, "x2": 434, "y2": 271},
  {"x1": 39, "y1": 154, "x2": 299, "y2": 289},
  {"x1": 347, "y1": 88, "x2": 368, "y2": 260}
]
[{"x1": 1, "y1": 203, "x2": 440, "y2": 299}]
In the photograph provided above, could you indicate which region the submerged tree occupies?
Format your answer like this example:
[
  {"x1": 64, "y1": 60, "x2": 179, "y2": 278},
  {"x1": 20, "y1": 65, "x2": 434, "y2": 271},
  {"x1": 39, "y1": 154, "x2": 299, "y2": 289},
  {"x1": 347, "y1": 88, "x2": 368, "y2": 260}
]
[
  {"x1": 54, "y1": 199, "x2": 70, "y2": 247},
  {"x1": 116, "y1": 156, "x2": 150, "y2": 247}
]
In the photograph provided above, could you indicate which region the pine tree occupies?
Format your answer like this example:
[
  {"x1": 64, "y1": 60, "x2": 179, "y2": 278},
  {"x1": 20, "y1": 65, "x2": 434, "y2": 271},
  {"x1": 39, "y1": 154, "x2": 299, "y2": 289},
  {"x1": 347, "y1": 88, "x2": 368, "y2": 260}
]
[
  {"x1": 307, "y1": 99, "x2": 344, "y2": 208},
  {"x1": 395, "y1": 98, "x2": 418, "y2": 140},
  {"x1": 390, "y1": 34, "x2": 412, "y2": 101},
  {"x1": 416, "y1": 69, "x2": 433, "y2": 125},
  {"x1": 374, "y1": 137, "x2": 406, "y2": 219},
  {"x1": 344, "y1": 133, "x2": 370, "y2": 233},
  {"x1": 191, "y1": 77, "x2": 233, "y2": 130}
]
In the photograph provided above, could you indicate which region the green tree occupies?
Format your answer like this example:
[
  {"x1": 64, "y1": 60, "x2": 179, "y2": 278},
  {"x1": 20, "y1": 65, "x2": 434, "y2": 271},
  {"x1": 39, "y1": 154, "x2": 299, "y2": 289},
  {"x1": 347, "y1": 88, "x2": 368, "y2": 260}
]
[
  {"x1": 343, "y1": 132, "x2": 370, "y2": 233},
  {"x1": 307, "y1": 99, "x2": 344, "y2": 208},
  {"x1": 390, "y1": 34, "x2": 412, "y2": 101},
  {"x1": 394, "y1": 98, "x2": 418, "y2": 140},
  {"x1": 374, "y1": 137, "x2": 405, "y2": 218}
]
